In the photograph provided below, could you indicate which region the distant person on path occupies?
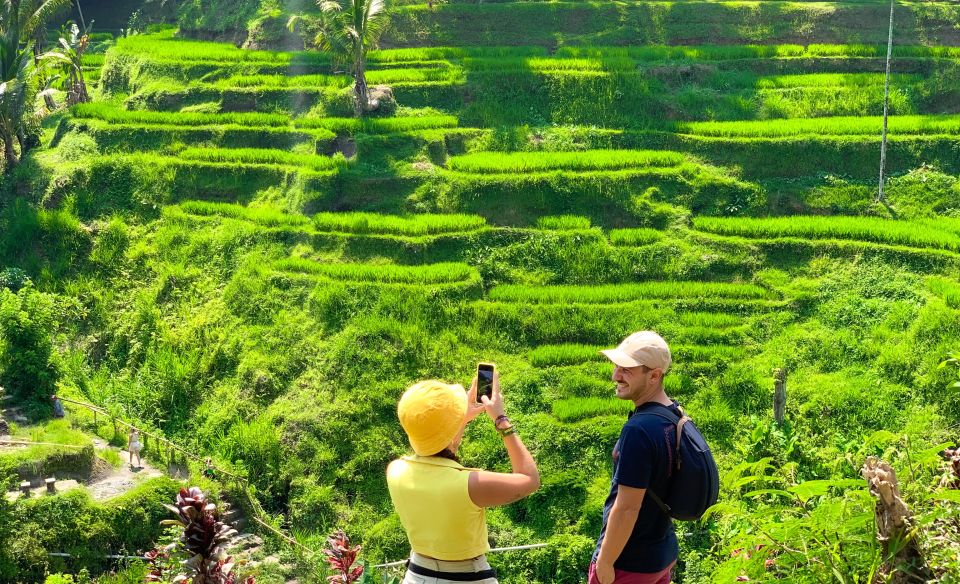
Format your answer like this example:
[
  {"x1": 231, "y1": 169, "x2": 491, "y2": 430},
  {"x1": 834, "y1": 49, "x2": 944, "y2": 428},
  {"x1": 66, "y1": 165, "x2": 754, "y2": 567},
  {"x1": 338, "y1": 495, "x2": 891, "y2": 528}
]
[
  {"x1": 127, "y1": 428, "x2": 143, "y2": 469},
  {"x1": 590, "y1": 331, "x2": 701, "y2": 584},
  {"x1": 203, "y1": 457, "x2": 217, "y2": 480},
  {"x1": 51, "y1": 395, "x2": 65, "y2": 418},
  {"x1": 387, "y1": 372, "x2": 540, "y2": 584}
]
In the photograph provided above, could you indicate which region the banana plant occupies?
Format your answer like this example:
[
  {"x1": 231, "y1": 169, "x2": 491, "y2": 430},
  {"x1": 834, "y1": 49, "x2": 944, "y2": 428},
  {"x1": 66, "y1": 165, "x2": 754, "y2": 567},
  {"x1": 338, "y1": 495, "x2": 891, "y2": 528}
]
[{"x1": 41, "y1": 20, "x2": 91, "y2": 106}]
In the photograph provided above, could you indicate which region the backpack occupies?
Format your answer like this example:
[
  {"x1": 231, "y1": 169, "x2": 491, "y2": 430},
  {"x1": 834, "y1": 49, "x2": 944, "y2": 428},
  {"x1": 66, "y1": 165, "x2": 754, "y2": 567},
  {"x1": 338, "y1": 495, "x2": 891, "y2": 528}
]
[{"x1": 641, "y1": 403, "x2": 719, "y2": 521}]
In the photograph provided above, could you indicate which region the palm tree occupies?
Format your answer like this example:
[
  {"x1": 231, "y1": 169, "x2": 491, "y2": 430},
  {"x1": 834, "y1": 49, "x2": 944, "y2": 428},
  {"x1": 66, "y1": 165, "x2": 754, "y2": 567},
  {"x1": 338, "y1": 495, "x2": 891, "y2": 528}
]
[
  {"x1": 0, "y1": 0, "x2": 72, "y2": 171},
  {"x1": 292, "y1": 0, "x2": 390, "y2": 116}
]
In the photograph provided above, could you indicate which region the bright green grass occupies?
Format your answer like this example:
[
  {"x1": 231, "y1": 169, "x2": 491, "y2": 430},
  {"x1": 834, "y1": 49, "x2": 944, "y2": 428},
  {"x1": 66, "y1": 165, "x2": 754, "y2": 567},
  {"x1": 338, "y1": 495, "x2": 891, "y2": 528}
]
[
  {"x1": 693, "y1": 216, "x2": 960, "y2": 252},
  {"x1": 678, "y1": 115, "x2": 960, "y2": 137},
  {"x1": 294, "y1": 115, "x2": 459, "y2": 133},
  {"x1": 752, "y1": 73, "x2": 919, "y2": 89},
  {"x1": 112, "y1": 29, "x2": 326, "y2": 64},
  {"x1": 174, "y1": 203, "x2": 487, "y2": 235},
  {"x1": 275, "y1": 258, "x2": 479, "y2": 284},
  {"x1": 447, "y1": 150, "x2": 685, "y2": 174},
  {"x1": 927, "y1": 277, "x2": 960, "y2": 308},
  {"x1": 176, "y1": 148, "x2": 344, "y2": 171},
  {"x1": 489, "y1": 282, "x2": 769, "y2": 303},
  {"x1": 537, "y1": 216, "x2": 592, "y2": 230},
  {"x1": 609, "y1": 228, "x2": 664, "y2": 246},
  {"x1": 554, "y1": 44, "x2": 960, "y2": 61},
  {"x1": 528, "y1": 343, "x2": 746, "y2": 367},
  {"x1": 552, "y1": 397, "x2": 632, "y2": 422},
  {"x1": 72, "y1": 103, "x2": 291, "y2": 128},
  {"x1": 176, "y1": 202, "x2": 312, "y2": 227},
  {"x1": 312, "y1": 212, "x2": 486, "y2": 235},
  {"x1": 211, "y1": 74, "x2": 352, "y2": 89}
]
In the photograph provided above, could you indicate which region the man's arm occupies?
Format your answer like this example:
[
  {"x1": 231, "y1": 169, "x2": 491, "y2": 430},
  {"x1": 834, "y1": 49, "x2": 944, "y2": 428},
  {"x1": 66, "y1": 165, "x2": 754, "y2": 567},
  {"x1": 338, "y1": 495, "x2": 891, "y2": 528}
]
[{"x1": 594, "y1": 484, "x2": 646, "y2": 584}]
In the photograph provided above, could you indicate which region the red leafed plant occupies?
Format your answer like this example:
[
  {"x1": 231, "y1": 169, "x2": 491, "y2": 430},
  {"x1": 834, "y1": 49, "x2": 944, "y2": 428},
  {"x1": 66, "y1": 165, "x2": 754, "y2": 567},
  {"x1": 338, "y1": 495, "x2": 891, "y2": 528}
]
[
  {"x1": 145, "y1": 486, "x2": 254, "y2": 584},
  {"x1": 324, "y1": 529, "x2": 364, "y2": 584}
]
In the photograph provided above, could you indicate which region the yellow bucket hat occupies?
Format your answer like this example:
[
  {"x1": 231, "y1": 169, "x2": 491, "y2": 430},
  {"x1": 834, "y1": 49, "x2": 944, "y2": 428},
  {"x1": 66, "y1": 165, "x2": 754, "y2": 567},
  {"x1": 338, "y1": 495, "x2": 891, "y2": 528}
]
[{"x1": 398, "y1": 380, "x2": 467, "y2": 456}]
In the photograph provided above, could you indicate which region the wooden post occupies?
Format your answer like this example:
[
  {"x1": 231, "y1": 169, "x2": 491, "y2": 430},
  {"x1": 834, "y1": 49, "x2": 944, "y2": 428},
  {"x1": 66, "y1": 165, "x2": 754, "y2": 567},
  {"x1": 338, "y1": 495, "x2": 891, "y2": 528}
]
[
  {"x1": 773, "y1": 368, "x2": 787, "y2": 425},
  {"x1": 93, "y1": 410, "x2": 97, "y2": 425}
]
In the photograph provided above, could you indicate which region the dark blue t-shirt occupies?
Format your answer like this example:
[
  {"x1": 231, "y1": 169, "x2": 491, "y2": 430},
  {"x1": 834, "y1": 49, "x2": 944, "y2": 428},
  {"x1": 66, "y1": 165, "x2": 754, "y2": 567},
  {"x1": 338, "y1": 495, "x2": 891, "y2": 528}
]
[{"x1": 592, "y1": 401, "x2": 680, "y2": 573}]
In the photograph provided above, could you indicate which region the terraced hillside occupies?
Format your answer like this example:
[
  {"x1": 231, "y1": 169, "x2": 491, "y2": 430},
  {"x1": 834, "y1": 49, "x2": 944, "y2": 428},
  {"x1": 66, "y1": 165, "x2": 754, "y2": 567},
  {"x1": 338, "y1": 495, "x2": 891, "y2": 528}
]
[{"x1": 3, "y1": 1, "x2": 960, "y2": 581}]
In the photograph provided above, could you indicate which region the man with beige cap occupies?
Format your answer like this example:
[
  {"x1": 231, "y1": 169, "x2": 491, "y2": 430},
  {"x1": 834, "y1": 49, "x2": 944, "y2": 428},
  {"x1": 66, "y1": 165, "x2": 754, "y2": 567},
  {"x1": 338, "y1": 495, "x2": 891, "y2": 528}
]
[{"x1": 590, "y1": 331, "x2": 680, "y2": 584}]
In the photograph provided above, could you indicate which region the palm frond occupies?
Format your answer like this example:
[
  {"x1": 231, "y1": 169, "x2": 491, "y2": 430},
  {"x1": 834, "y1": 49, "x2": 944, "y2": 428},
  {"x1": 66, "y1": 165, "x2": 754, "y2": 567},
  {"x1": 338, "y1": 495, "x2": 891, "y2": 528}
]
[{"x1": 22, "y1": 0, "x2": 71, "y2": 41}]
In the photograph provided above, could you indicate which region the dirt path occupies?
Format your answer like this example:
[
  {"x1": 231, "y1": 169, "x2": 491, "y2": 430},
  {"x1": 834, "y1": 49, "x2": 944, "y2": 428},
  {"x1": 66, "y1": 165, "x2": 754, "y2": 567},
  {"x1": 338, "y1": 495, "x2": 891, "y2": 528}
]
[{"x1": 84, "y1": 437, "x2": 166, "y2": 500}]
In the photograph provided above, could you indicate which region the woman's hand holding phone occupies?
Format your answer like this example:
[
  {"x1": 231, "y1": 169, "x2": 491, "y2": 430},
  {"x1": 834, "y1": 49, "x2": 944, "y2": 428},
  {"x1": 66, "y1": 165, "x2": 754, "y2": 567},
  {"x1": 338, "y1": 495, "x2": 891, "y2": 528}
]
[
  {"x1": 464, "y1": 378, "x2": 487, "y2": 424},
  {"x1": 480, "y1": 370, "x2": 506, "y2": 422}
]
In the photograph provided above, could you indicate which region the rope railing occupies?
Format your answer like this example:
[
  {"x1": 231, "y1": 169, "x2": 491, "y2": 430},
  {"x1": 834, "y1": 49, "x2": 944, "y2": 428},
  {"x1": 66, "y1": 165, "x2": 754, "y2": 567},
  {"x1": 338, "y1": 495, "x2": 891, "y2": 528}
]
[{"x1": 57, "y1": 397, "x2": 319, "y2": 558}]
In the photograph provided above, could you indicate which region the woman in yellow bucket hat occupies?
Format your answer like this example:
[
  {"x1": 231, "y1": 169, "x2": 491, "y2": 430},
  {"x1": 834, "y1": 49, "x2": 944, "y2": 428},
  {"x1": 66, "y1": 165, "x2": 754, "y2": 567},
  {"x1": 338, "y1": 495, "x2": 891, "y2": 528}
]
[{"x1": 387, "y1": 369, "x2": 540, "y2": 583}]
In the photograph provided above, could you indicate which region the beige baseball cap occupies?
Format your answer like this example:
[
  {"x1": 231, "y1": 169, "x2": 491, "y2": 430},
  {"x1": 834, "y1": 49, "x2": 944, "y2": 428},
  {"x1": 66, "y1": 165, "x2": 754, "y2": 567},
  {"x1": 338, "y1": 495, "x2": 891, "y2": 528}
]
[{"x1": 600, "y1": 331, "x2": 671, "y2": 372}]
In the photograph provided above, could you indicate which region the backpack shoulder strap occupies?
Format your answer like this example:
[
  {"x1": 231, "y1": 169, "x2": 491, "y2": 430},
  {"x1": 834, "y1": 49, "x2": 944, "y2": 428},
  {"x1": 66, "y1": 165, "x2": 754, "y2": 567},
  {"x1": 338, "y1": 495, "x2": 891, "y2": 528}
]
[{"x1": 638, "y1": 404, "x2": 691, "y2": 471}]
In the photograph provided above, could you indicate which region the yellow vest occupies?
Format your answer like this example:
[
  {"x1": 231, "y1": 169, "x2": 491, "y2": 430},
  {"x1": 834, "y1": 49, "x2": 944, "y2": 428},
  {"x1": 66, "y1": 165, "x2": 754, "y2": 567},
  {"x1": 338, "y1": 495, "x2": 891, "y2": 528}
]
[{"x1": 386, "y1": 455, "x2": 489, "y2": 560}]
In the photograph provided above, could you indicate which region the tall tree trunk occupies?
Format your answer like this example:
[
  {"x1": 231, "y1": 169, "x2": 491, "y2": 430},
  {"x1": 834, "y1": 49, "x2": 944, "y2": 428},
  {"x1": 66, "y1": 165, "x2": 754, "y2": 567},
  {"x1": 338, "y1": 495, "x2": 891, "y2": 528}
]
[{"x1": 353, "y1": 54, "x2": 368, "y2": 117}]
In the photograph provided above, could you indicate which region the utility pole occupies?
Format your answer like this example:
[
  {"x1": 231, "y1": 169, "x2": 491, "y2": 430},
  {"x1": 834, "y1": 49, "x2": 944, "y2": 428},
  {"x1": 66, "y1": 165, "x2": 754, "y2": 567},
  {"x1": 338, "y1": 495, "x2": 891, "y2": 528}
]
[{"x1": 876, "y1": 0, "x2": 895, "y2": 204}]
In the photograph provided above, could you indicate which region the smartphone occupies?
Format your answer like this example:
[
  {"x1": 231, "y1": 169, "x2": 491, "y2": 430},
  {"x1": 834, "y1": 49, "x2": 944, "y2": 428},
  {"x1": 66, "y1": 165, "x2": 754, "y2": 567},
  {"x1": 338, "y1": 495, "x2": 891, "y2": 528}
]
[{"x1": 477, "y1": 362, "x2": 495, "y2": 403}]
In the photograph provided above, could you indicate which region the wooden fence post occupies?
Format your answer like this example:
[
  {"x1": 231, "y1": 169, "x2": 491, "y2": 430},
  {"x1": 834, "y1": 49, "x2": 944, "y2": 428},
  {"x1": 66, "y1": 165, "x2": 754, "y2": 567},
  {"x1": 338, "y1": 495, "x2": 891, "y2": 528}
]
[{"x1": 773, "y1": 367, "x2": 787, "y2": 425}]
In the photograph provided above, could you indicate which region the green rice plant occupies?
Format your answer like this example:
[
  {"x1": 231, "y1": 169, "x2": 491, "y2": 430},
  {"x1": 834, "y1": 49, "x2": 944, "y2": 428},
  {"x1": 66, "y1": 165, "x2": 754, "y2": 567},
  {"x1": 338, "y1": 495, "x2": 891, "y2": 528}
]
[
  {"x1": 312, "y1": 212, "x2": 486, "y2": 235},
  {"x1": 554, "y1": 44, "x2": 960, "y2": 61},
  {"x1": 675, "y1": 311, "x2": 745, "y2": 329},
  {"x1": 927, "y1": 276, "x2": 960, "y2": 308},
  {"x1": 488, "y1": 282, "x2": 769, "y2": 304},
  {"x1": 461, "y1": 56, "x2": 635, "y2": 73},
  {"x1": 528, "y1": 342, "x2": 745, "y2": 368},
  {"x1": 752, "y1": 73, "x2": 919, "y2": 90},
  {"x1": 176, "y1": 147, "x2": 344, "y2": 171},
  {"x1": 294, "y1": 115, "x2": 458, "y2": 133},
  {"x1": 447, "y1": 150, "x2": 685, "y2": 174},
  {"x1": 211, "y1": 73, "x2": 352, "y2": 89},
  {"x1": 368, "y1": 46, "x2": 548, "y2": 63},
  {"x1": 693, "y1": 216, "x2": 960, "y2": 252},
  {"x1": 365, "y1": 67, "x2": 463, "y2": 84},
  {"x1": 529, "y1": 344, "x2": 604, "y2": 367},
  {"x1": 275, "y1": 257, "x2": 479, "y2": 284},
  {"x1": 71, "y1": 102, "x2": 291, "y2": 127},
  {"x1": 552, "y1": 396, "x2": 632, "y2": 422},
  {"x1": 674, "y1": 344, "x2": 745, "y2": 362},
  {"x1": 609, "y1": 228, "x2": 663, "y2": 246},
  {"x1": 537, "y1": 215, "x2": 592, "y2": 230},
  {"x1": 81, "y1": 54, "x2": 105, "y2": 67},
  {"x1": 678, "y1": 115, "x2": 960, "y2": 138},
  {"x1": 111, "y1": 29, "x2": 328, "y2": 65},
  {"x1": 176, "y1": 201, "x2": 312, "y2": 227}
]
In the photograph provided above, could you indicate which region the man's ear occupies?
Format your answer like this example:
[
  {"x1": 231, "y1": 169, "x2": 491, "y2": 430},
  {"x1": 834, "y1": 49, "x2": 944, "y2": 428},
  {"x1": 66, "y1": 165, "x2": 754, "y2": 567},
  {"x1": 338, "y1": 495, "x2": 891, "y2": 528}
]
[{"x1": 650, "y1": 368, "x2": 664, "y2": 382}]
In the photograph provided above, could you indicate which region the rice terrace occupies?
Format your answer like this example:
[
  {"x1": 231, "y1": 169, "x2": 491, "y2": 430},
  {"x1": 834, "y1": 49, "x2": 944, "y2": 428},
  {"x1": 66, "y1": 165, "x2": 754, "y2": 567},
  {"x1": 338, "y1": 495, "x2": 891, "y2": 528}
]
[{"x1": 1, "y1": 0, "x2": 960, "y2": 582}]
